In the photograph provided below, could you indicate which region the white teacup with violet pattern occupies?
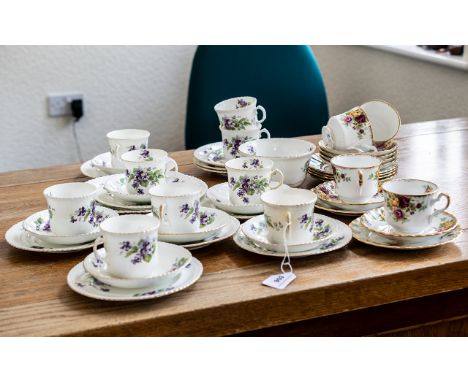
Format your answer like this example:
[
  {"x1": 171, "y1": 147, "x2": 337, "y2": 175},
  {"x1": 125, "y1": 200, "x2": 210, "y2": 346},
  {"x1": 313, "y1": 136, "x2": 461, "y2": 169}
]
[
  {"x1": 93, "y1": 215, "x2": 160, "y2": 279},
  {"x1": 330, "y1": 154, "x2": 381, "y2": 203},
  {"x1": 43, "y1": 182, "x2": 100, "y2": 236},
  {"x1": 106, "y1": 129, "x2": 150, "y2": 168},
  {"x1": 220, "y1": 125, "x2": 270, "y2": 160},
  {"x1": 261, "y1": 187, "x2": 318, "y2": 245},
  {"x1": 381, "y1": 178, "x2": 451, "y2": 235},
  {"x1": 214, "y1": 96, "x2": 266, "y2": 131},
  {"x1": 121, "y1": 149, "x2": 178, "y2": 196},
  {"x1": 149, "y1": 181, "x2": 211, "y2": 234},
  {"x1": 225, "y1": 157, "x2": 284, "y2": 206}
]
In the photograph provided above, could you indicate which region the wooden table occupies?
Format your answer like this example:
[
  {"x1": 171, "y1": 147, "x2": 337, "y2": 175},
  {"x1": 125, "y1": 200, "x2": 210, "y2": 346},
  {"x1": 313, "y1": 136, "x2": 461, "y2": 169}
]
[{"x1": 1, "y1": 118, "x2": 467, "y2": 336}]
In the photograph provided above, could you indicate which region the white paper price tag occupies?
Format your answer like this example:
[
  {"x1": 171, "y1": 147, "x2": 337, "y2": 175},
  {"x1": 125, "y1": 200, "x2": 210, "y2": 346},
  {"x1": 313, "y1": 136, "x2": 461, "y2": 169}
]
[{"x1": 262, "y1": 272, "x2": 296, "y2": 290}]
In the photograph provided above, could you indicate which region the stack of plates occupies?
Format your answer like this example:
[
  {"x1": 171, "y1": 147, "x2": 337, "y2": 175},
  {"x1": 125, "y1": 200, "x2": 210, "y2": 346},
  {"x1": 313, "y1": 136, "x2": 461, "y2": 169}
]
[
  {"x1": 350, "y1": 207, "x2": 461, "y2": 250},
  {"x1": 193, "y1": 142, "x2": 227, "y2": 175},
  {"x1": 308, "y1": 140, "x2": 398, "y2": 181}
]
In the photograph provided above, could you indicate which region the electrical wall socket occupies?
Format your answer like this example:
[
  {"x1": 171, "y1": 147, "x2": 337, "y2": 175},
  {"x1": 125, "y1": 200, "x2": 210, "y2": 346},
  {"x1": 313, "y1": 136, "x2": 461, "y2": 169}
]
[{"x1": 48, "y1": 93, "x2": 84, "y2": 117}]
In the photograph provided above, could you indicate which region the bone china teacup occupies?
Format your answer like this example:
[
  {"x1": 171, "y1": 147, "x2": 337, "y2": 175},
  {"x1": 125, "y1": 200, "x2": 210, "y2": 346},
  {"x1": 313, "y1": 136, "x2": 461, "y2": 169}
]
[
  {"x1": 261, "y1": 188, "x2": 317, "y2": 245},
  {"x1": 225, "y1": 157, "x2": 284, "y2": 206},
  {"x1": 214, "y1": 96, "x2": 266, "y2": 131},
  {"x1": 106, "y1": 129, "x2": 150, "y2": 168},
  {"x1": 381, "y1": 179, "x2": 451, "y2": 234},
  {"x1": 121, "y1": 149, "x2": 178, "y2": 196},
  {"x1": 330, "y1": 154, "x2": 381, "y2": 203},
  {"x1": 322, "y1": 106, "x2": 376, "y2": 152},
  {"x1": 220, "y1": 125, "x2": 270, "y2": 160},
  {"x1": 149, "y1": 181, "x2": 204, "y2": 234},
  {"x1": 93, "y1": 215, "x2": 160, "y2": 279},
  {"x1": 43, "y1": 182, "x2": 99, "y2": 236}
]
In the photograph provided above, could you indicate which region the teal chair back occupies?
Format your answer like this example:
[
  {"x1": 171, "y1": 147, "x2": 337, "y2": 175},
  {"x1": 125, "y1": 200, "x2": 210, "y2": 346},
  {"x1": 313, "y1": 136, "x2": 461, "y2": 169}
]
[{"x1": 185, "y1": 45, "x2": 328, "y2": 149}]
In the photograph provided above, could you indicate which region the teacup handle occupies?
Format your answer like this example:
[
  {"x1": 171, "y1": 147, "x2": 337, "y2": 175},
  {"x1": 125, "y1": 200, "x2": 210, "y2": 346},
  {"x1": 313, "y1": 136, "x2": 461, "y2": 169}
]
[
  {"x1": 259, "y1": 128, "x2": 270, "y2": 139},
  {"x1": 280, "y1": 211, "x2": 293, "y2": 274},
  {"x1": 93, "y1": 236, "x2": 105, "y2": 262},
  {"x1": 358, "y1": 169, "x2": 364, "y2": 195},
  {"x1": 269, "y1": 169, "x2": 284, "y2": 190},
  {"x1": 165, "y1": 157, "x2": 179, "y2": 175},
  {"x1": 256, "y1": 105, "x2": 267, "y2": 123},
  {"x1": 153, "y1": 203, "x2": 168, "y2": 223},
  {"x1": 322, "y1": 126, "x2": 335, "y2": 149},
  {"x1": 432, "y1": 192, "x2": 451, "y2": 215},
  {"x1": 110, "y1": 143, "x2": 121, "y2": 157}
]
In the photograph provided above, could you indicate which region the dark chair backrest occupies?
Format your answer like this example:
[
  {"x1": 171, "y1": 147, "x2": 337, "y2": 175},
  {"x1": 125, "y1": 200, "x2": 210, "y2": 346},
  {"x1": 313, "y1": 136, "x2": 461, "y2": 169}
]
[{"x1": 185, "y1": 45, "x2": 329, "y2": 149}]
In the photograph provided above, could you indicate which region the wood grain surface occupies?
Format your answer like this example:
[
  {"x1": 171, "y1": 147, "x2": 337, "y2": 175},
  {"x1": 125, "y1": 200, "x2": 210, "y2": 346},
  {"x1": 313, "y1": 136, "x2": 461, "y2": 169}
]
[{"x1": 0, "y1": 118, "x2": 467, "y2": 336}]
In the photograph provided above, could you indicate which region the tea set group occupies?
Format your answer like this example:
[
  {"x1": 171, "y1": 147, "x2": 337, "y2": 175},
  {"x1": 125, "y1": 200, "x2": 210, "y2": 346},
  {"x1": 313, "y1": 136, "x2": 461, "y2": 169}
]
[
  {"x1": 5, "y1": 96, "x2": 461, "y2": 301},
  {"x1": 192, "y1": 96, "x2": 460, "y2": 253}
]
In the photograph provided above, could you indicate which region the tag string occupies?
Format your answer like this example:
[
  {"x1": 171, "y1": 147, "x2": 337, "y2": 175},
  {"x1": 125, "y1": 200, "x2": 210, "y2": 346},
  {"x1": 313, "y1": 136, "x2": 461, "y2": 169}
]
[{"x1": 280, "y1": 212, "x2": 293, "y2": 274}]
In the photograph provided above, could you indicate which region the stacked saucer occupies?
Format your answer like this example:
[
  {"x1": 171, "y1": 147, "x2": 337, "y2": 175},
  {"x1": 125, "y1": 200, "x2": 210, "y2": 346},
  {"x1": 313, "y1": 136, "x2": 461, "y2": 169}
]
[
  {"x1": 235, "y1": 213, "x2": 352, "y2": 257},
  {"x1": 206, "y1": 182, "x2": 269, "y2": 220},
  {"x1": 88, "y1": 174, "x2": 152, "y2": 213},
  {"x1": 81, "y1": 151, "x2": 127, "y2": 179},
  {"x1": 193, "y1": 142, "x2": 227, "y2": 175},
  {"x1": 313, "y1": 180, "x2": 385, "y2": 216},
  {"x1": 308, "y1": 140, "x2": 398, "y2": 182},
  {"x1": 68, "y1": 244, "x2": 203, "y2": 301},
  {"x1": 351, "y1": 207, "x2": 461, "y2": 250},
  {"x1": 146, "y1": 209, "x2": 240, "y2": 250}
]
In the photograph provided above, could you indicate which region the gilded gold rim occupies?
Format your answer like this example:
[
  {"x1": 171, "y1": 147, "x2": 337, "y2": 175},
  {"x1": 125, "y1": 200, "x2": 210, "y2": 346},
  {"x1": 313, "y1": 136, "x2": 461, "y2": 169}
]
[
  {"x1": 361, "y1": 99, "x2": 401, "y2": 143},
  {"x1": 238, "y1": 138, "x2": 316, "y2": 160},
  {"x1": 381, "y1": 178, "x2": 439, "y2": 196},
  {"x1": 330, "y1": 154, "x2": 382, "y2": 170},
  {"x1": 214, "y1": 96, "x2": 257, "y2": 112},
  {"x1": 318, "y1": 139, "x2": 398, "y2": 156},
  {"x1": 121, "y1": 149, "x2": 168, "y2": 163},
  {"x1": 224, "y1": 156, "x2": 274, "y2": 172},
  {"x1": 309, "y1": 165, "x2": 398, "y2": 176},
  {"x1": 360, "y1": 208, "x2": 458, "y2": 238},
  {"x1": 319, "y1": 150, "x2": 397, "y2": 162},
  {"x1": 308, "y1": 170, "x2": 398, "y2": 179},
  {"x1": 350, "y1": 219, "x2": 461, "y2": 250}
]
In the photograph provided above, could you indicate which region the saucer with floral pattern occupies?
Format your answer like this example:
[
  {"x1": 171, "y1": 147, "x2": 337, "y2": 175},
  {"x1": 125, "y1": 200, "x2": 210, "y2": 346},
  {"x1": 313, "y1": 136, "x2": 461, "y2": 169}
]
[
  {"x1": 5, "y1": 222, "x2": 97, "y2": 253},
  {"x1": 91, "y1": 152, "x2": 125, "y2": 175},
  {"x1": 241, "y1": 213, "x2": 337, "y2": 253},
  {"x1": 68, "y1": 257, "x2": 203, "y2": 301},
  {"x1": 22, "y1": 207, "x2": 117, "y2": 245},
  {"x1": 83, "y1": 244, "x2": 191, "y2": 289},
  {"x1": 233, "y1": 220, "x2": 352, "y2": 258}
]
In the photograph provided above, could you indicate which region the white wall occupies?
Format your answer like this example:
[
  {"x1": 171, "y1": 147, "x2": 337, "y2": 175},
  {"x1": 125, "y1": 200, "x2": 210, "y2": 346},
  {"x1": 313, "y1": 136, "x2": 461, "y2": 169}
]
[
  {"x1": 311, "y1": 45, "x2": 468, "y2": 122},
  {"x1": 0, "y1": 45, "x2": 196, "y2": 172},
  {"x1": 1, "y1": 45, "x2": 467, "y2": 173}
]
